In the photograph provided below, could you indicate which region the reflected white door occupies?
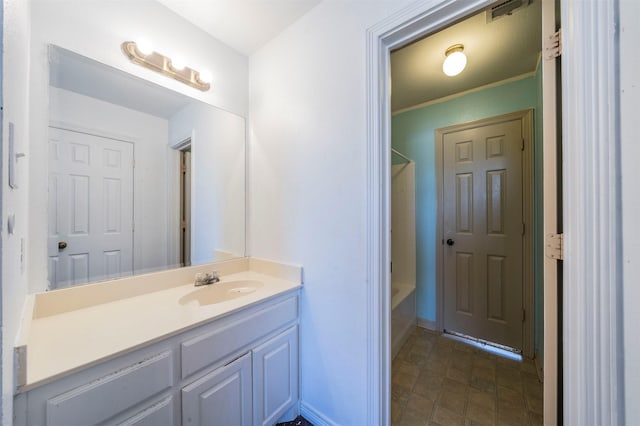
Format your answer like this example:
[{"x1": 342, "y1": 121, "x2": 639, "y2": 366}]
[
  {"x1": 442, "y1": 118, "x2": 523, "y2": 350},
  {"x1": 48, "y1": 127, "x2": 134, "y2": 288}
]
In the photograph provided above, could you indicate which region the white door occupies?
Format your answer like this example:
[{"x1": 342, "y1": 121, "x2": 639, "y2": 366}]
[
  {"x1": 442, "y1": 118, "x2": 523, "y2": 350},
  {"x1": 48, "y1": 127, "x2": 134, "y2": 288}
]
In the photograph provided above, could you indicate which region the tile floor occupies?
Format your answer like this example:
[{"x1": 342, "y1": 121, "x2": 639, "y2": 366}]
[{"x1": 391, "y1": 327, "x2": 543, "y2": 426}]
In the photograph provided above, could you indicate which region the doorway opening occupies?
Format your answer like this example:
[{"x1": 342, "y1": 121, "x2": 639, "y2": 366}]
[
  {"x1": 389, "y1": 1, "x2": 542, "y2": 417},
  {"x1": 371, "y1": 0, "x2": 560, "y2": 424},
  {"x1": 179, "y1": 145, "x2": 192, "y2": 267}
]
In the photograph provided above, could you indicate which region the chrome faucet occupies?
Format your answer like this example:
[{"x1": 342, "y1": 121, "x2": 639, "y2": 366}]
[{"x1": 194, "y1": 271, "x2": 220, "y2": 287}]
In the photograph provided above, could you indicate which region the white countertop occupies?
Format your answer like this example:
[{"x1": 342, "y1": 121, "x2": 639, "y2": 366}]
[{"x1": 17, "y1": 259, "x2": 302, "y2": 391}]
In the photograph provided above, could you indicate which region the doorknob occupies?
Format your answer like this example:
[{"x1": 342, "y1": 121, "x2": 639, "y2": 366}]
[
  {"x1": 446, "y1": 239, "x2": 455, "y2": 246},
  {"x1": 58, "y1": 241, "x2": 68, "y2": 250}
]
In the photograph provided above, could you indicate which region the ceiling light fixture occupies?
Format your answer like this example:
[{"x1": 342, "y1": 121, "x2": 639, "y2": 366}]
[
  {"x1": 442, "y1": 44, "x2": 467, "y2": 77},
  {"x1": 121, "y1": 41, "x2": 210, "y2": 92}
]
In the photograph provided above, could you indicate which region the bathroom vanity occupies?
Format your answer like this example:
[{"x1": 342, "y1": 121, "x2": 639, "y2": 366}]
[{"x1": 13, "y1": 258, "x2": 301, "y2": 426}]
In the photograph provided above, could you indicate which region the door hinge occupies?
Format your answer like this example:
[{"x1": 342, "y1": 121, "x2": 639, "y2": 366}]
[
  {"x1": 521, "y1": 138, "x2": 525, "y2": 151},
  {"x1": 544, "y1": 29, "x2": 562, "y2": 60},
  {"x1": 545, "y1": 233, "x2": 564, "y2": 260},
  {"x1": 522, "y1": 222, "x2": 525, "y2": 236},
  {"x1": 522, "y1": 309, "x2": 526, "y2": 322}
]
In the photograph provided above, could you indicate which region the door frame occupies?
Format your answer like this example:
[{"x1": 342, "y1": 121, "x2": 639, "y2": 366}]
[
  {"x1": 434, "y1": 109, "x2": 534, "y2": 357},
  {"x1": 366, "y1": 1, "x2": 623, "y2": 425},
  {"x1": 365, "y1": 1, "x2": 497, "y2": 424}
]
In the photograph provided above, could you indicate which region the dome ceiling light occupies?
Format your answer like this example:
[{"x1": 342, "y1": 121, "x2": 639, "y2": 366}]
[{"x1": 442, "y1": 44, "x2": 467, "y2": 77}]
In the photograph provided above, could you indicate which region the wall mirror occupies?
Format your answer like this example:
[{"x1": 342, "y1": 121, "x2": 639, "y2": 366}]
[{"x1": 45, "y1": 45, "x2": 246, "y2": 289}]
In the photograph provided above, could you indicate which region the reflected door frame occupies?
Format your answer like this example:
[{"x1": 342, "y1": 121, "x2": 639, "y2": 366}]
[{"x1": 435, "y1": 109, "x2": 535, "y2": 357}]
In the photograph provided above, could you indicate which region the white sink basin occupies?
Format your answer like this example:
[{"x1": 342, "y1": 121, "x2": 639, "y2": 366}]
[{"x1": 179, "y1": 280, "x2": 264, "y2": 306}]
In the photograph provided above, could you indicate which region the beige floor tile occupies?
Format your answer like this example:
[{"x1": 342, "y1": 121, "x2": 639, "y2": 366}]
[
  {"x1": 496, "y1": 404, "x2": 527, "y2": 426},
  {"x1": 438, "y1": 388, "x2": 467, "y2": 413},
  {"x1": 468, "y1": 389, "x2": 496, "y2": 412},
  {"x1": 525, "y1": 394, "x2": 543, "y2": 415},
  {"x1": 466, "y1": 401, "x2": 496, "y2": 426},
  {"x1": 407, "y1": 393, "x2": 435, "y2": 418},
  {"x1": 413, "y1": 380, "x2": 442, "y2": 402},
  {"x1": 496, "y1": 386, "x2": 526, "y2": 409},
  {"x1": 472, "y1": 357, "x2": 496, "y2": 371},
  {"x1": 528, "y1": 410, "x2": 543, "y2": 426},
  {"x1": 432, "y1": 405, "x2": 465, "y2": 426},
  {"x1": 392, "y1": 382, "x2": 412, "y2": 405},
  {"x1": 392, "y1": 328, "x2": 540, "y2": 426},
  {"x1": 496, "y1": 373, "x2": 523, "y2": 394},
  {"x1": 392, "y1": 400, "x2": 404, "y2": 424},
  {"x1": 396, "y1": 360, "x2": 422, "y2": 378},
  {"x1": 443, "y1": 377, "x2": 468, "y2": 394},
  {"x1": 394, "y1": 371, "x2": 419, "y2": 390},
  {"x1": 447, "y1": 365, "x2": 471, "y2": 385},
  {"x1": 425, "y1": 358, "x2": 449, "y2": 372},
  {"x1": 397, "y1": 406, "x2": 430, "y2": 426}
]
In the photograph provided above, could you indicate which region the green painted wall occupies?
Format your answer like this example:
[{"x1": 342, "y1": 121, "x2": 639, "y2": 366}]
[{"x1": 392, "y1": 73, "x2": 543, "y2": 354}]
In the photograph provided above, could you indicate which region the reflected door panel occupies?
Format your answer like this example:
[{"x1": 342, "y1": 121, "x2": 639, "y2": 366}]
[{"x1": 48, "y1": 127, "x2": 134, "y2": 289}]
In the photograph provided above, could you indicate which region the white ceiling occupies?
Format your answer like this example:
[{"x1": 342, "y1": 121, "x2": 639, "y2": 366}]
[
  {"x1": 391, "y1": 0, "x2": 542, "y2": 112},
  {"x1": 156, "y1": 0, "x2": 322, "y2": 56}
]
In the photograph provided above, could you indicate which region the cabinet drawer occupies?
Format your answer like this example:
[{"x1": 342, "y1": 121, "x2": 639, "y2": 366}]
[
  {"x1": 46, "y1": 351, "x2": 173, "y2": 426},
  {"x1": 181, "y1": 296, "x2": 297, "y2": 378}
]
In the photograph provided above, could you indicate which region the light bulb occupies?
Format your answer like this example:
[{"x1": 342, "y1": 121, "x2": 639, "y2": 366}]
[
  {"x1": 199, "y1": 70, "x2": 212, "y2": 84},
  {"x1": 171, "y1": 57, "x2": 186, "y2": 71},
  {"x1": 443, "y1": 50, "x2": 467, "y2": 77},
  {"x1": 136, "y1": 38, "x2": 153, "y2": 56}
]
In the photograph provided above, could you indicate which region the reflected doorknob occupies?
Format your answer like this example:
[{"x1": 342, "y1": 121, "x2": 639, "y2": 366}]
[
  {"x1": 446, "y1": 239, "x2": 455, "y2": 246},
  {"x1": 58, "y1": 241, "x2": 68, "y2": 250}
]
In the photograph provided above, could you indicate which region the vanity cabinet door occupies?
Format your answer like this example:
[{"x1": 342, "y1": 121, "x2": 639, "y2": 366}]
[
  {"x1": 182, "y1": 352, "x2": 252, "y2": 426},
  {"x1": 252, "y1": 325, "x2": 299, "y2": 426}
]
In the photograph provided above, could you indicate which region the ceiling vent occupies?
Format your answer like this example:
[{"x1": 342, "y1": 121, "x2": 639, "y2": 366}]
[{"x1": 486, "y1": 0, "x2": 532, "y2": 22}]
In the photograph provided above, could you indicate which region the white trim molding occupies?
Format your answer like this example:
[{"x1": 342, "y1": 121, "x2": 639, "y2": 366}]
[
  {"x1": 561, "y1": 0, "x2": 624, "y2": 424},
  {"x1": 365, "y1": 1, "x2": 494, "y2": 424},
  {"x1": 299, "y1": 400, "x2": 338, "y2": 426},
  {"x1": 416, "y1": 317, "x2": 437, "y2": 331}
]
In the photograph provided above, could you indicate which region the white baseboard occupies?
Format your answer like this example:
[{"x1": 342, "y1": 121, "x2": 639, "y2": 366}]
[
  {"x1": 299, "y1": 400, "x2": 339, "y2": 426},
  {"x1": 416, "y1": 317, "x2": 437, "y2": 331}
]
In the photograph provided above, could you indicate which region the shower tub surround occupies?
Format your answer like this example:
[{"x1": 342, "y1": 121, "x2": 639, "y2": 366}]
[
  {"x1": 13, "y1": 257, "x2": 302, "y2": 426},
  {"x1": 392, "y1": 283, "x2": 417, "y2": 359}
]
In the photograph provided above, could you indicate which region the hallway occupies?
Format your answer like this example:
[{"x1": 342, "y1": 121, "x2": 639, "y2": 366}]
[{"x1": 391, "y1": 327, "x2": 543, "y2": 425}]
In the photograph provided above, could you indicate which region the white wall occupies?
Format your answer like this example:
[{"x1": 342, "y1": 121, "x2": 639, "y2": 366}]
[
  {"x1": 249, "y1": 1, "x2": 410, "y2": 422},
  {"x1": 49, "y1": 87, "x2": 171, "y2": 281},
  {"x1": 2, "y1": 0, "x2": 31, "y2": 423},
  {"x1": 169, "y1": 102, "x2": 245, "y2": 264},
  {"x1": 620, "y1": 0, "x2": 640, "y2": 421}
]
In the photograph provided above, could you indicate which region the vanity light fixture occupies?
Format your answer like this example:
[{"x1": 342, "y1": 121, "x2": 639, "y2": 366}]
[
  {"x1": 442, "y1": 44, "x2": 467, "y2": 77},
  {"x1": 121, "y1": 41, "x2": 211, "y2": 91}
]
